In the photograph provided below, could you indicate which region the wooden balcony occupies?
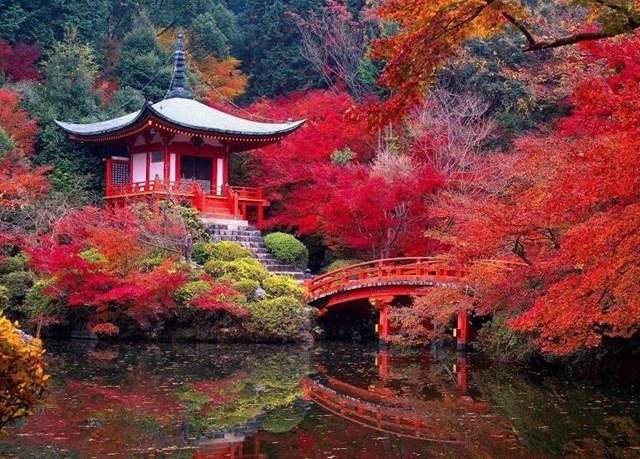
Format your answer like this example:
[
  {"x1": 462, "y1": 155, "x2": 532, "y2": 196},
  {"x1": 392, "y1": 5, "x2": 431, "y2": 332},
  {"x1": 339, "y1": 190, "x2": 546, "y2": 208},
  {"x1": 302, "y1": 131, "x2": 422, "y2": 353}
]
[{"x1": 105, "y1": 179, "x2": 268, "y2": 225}]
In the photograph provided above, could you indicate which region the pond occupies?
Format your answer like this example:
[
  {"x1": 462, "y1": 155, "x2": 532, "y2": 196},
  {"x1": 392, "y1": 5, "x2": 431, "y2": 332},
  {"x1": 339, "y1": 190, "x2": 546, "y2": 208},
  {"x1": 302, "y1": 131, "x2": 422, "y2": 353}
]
[{"x1": 1, "y1": 341, "x2": 639, "y2": 458}]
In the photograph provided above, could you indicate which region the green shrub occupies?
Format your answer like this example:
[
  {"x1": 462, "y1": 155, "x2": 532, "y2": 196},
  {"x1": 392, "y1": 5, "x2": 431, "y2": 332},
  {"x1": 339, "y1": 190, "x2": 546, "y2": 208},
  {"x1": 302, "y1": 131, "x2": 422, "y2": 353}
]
[
  {"x1": 246, "y1": 296, "x2": 307, "y2": 340},
  {"x1": 476, "y1": 312, "x2": 539, "y2": 364},
  {"x1": 192, "y1": 241, "x2": 209, "y2": 265},
  {"x1": 79, "y1": 248, "x2": 106, "y2": 264},
  {"x1": 1, "y1": 271, "x2": 36, "y2": 307},
  {"x1": 0, "y1": 252, "x2": 29, "y2": 275},
  {"x1": 208, "y1": 242, "x2": 253, "y2": 262},
  {"x1": 174, "y1": 280, "x2": 211, "y2": 306},
  {"x1": 323, "y1": 259, "x2": 363, "y2": 273},
  {"x1": 264, "y1": 233, "x2": 308, "y2": 269},
  {"x1": 194, "y1": 241, "x2": 252, "y2": 265},
  {"x1": 203, "y1": 259, "x2": 228, "y2": 278},
  {"x1": 218, "y1": 258, "x2": 269, "y2": 284},
  {"x1": 232, "y1": 278, "x2": 261, "y2": 296},
  {"x1": 177, "y1": 205, "x2": 210, "y2": 243},
  {"x1": 262, "y1": 275, "x2": 304, "y2": 300}
]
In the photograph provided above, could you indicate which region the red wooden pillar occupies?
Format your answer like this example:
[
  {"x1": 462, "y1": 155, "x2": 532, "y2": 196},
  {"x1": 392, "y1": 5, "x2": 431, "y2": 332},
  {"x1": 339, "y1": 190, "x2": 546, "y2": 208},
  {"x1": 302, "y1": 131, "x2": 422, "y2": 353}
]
[
  {"x1": 371, "y1": 296, "x2": 394, "y2": 343},
  {"x1": 377, "y1": 349, "x2": 390, "y2": 381},
  {"x1": 145, "y1": 151, "x2": 151, "y2": 190},
  {"x1": 163, "y1": 145, "x2": 170, "y2": 184},
  {"x1": 457, "y1": 309, "x2": 469, "y2": 351},
  {"x1": 456, "y1": 354, "x2": 469, "y2": 392},
  {"x1": 257, "y1": 204, "x2": 264, "y2": 227}
]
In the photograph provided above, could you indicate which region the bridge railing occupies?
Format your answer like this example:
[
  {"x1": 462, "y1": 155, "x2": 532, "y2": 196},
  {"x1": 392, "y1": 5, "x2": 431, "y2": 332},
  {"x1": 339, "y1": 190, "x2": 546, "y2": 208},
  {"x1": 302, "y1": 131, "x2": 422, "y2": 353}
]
[{"x1": 306, "y1": 257, "x2": 469, "y2": 301}]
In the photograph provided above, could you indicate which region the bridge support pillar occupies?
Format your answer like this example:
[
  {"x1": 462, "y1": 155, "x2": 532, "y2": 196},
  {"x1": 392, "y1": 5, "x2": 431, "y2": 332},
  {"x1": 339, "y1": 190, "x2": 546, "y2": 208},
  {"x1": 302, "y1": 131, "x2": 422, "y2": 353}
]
[
  {"x1": 457, "y1": 309, "x2": 470, "y2": 351},
  {"x1": 455, "y1": 354, "x2": 469, "y2": 393},
  {"x1": 370, "y1": 296, "x2": 394, "y2": 344}
]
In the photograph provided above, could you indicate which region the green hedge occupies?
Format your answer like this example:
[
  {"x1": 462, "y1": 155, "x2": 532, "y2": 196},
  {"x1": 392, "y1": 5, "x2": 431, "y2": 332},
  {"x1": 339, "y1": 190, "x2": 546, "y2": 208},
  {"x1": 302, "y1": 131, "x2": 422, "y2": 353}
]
[
  {"x1": 193, "y1": 241, "x2": 253, "y2": 265},
  {"x1": 246, "y1": 296, "x2": 307, "y2": 340},
  {"x1": 264, "y1": 233, "x2": 308, "y2": 269}
]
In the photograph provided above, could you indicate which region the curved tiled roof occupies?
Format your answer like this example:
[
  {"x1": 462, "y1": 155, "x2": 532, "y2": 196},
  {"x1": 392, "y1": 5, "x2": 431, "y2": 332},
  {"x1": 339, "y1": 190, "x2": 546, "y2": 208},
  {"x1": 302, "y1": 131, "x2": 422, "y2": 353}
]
[{"x1": 55, "y1": 98, "x2": 305, "y2": 139}]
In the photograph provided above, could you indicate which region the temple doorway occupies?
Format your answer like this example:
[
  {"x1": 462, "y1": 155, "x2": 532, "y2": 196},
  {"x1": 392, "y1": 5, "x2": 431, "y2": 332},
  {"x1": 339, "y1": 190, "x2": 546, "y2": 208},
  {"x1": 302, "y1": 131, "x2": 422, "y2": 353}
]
[{"x1": 180, "y1": 155, "x2": 212, "y2": 193}]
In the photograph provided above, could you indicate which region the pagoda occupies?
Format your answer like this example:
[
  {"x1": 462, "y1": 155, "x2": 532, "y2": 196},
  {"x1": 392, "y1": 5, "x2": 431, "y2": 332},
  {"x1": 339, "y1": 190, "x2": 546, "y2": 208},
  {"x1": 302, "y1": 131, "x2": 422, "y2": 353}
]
[{"x1": 56, "y1": 32, "x2": 304, "y2": 226}]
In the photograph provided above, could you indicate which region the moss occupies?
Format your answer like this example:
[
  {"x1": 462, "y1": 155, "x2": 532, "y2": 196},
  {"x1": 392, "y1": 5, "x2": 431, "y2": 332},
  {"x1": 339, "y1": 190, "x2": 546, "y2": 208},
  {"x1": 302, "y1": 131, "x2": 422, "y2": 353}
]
[
  {"x1": 264, "y1": 232, "x2": 308, "y2": 269},
  {"x1": 262, "y1": 275, "x2": 304, "y2": 300}
]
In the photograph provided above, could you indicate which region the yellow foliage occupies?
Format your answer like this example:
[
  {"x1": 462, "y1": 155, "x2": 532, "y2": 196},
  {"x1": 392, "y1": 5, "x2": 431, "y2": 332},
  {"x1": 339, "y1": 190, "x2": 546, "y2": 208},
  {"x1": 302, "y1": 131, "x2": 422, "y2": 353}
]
[{"x1": 0, "y1": 313, "x2": 48, "y2": 431}]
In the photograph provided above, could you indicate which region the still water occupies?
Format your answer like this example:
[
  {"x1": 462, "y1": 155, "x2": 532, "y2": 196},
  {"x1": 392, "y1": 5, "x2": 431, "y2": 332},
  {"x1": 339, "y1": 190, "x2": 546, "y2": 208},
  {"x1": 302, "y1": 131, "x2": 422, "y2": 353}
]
[{"x1": 1, "y1": 341, "x2": 639, "y2": 458}]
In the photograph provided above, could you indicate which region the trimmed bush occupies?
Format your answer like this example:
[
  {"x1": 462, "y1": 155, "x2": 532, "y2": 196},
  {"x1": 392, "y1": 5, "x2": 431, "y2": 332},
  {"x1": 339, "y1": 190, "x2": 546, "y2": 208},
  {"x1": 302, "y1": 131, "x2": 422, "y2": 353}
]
[
  {"x1": 323, "y1": 259, "x2": 363, "y2": 273},
  {"x1": 174, "y1": 280, "x2": 211, "y2": 306},
  {"x1": 246, "y1": 296, "x2": 306, "y2": 340},
  {"x1": 209, "y1": 242, "x2": 253, "y2": 262},
  {"x1": 264, "y1": 233, "x2": 308, "y2": 269},
  {"x1": 192, "y1": 241, "x2": 209, "y2": 265},
  {"x1": 203, "y1": 259, "x2": 228, "y2": 278},
  {"x1": 193, "y1": 241, "x2": 253, "y2": 265},
  {"x1": 232, "y1": 278, "x2": 261, "y2": 296},
  {"x1": 218, "y1": 258, "x2": 269, "y2": 284},
  {"x1": 263, "y1": 275, "x2": 304, "y2": 300}
]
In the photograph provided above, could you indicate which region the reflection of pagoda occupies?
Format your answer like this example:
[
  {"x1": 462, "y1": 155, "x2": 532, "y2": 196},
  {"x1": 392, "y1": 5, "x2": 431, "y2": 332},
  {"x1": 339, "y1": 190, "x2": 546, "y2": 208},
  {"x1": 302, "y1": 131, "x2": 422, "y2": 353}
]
[{"x1": 193, "y1": 402, "x2": 311, "y2": 459}]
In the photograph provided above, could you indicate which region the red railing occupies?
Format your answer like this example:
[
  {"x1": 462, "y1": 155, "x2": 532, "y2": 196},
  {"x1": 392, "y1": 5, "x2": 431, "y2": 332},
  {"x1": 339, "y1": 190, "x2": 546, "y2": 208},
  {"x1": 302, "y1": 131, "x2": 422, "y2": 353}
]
[
  {"x1": 229, "y1": 186, "x2": 263, "y2": 201},
  {"x1": 305, "y1": 257, "x2": 469, "y2": 302},
  {"x1": 107, "y1": 179, "x2": 195, "y2": 197}
]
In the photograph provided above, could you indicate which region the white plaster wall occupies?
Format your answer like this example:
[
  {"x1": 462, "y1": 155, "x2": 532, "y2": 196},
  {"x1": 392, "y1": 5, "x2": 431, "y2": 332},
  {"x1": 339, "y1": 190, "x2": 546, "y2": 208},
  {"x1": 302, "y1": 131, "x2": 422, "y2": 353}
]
[
  {"x1": 216, "y1": 157, "x2": 224, "y2": 195},
  {"x1": 132, "y1": 153, "x2": 147, "y2": 183},
  {"x1": 150, "y1": 160, "x2": 164, "y2": 180}
]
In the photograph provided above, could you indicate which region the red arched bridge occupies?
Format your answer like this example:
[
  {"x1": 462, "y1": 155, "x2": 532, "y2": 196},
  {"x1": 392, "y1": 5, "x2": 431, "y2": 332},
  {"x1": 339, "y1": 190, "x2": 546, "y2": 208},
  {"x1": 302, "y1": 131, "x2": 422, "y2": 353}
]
[{"x1": 304, "y1": 257, "x2": 520, "y2": 348}]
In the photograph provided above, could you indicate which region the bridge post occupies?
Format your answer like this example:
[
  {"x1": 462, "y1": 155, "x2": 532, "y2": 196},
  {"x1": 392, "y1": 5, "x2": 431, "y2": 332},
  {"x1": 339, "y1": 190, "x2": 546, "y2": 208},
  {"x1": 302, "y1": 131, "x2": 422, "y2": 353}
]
[
  {"x1": 455, "y1": 354, "x2": 469, "y2": 393},
  {"x1": 457, "y1": 309, "x2": 470, "y2": 351},
  {"x1": 370, "y1": 295, "x2": 394, "y2": 344}
]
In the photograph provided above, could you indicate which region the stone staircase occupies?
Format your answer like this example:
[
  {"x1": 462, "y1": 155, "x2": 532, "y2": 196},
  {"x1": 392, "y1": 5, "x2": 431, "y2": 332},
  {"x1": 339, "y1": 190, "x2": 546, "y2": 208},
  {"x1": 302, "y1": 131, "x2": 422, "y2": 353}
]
[{"x1": 202, "y1": 220, "x2": 306, "y2": 281}]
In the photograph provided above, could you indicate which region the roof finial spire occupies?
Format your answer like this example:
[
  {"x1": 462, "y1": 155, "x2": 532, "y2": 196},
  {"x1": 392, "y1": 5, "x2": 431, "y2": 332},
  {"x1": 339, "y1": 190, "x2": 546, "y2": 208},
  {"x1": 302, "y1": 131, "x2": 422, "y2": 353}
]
[{"x1": 166, "y1": 31, "x2": 192, "y2": 99}]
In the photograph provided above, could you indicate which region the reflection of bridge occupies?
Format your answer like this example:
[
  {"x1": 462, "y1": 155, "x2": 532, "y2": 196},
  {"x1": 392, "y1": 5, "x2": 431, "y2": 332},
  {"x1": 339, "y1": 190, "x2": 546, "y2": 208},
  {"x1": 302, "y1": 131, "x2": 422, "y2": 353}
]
[
  {"x1": 301, "y1": 350, "x2": 471, "y2": 443},
  {"x1": 305, "y1": 257, "x2": 471, "y2": 347}
]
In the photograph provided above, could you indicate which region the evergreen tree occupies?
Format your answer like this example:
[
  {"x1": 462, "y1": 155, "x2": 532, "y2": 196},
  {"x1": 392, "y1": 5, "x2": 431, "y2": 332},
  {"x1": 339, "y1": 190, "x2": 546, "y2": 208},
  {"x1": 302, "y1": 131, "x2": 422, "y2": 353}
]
[
  {"x1": 114, "y1": 13, "x2": 172, "y2": 102},
  {"x1": 0, "y1": 0, "x2": 111, "y2": 47},
  {"x1": 228, "y1": 0, "x2": 323, "y2": 99},
  {"x1": 27, "y1": 30, "x2": 104, "y2": 198}
]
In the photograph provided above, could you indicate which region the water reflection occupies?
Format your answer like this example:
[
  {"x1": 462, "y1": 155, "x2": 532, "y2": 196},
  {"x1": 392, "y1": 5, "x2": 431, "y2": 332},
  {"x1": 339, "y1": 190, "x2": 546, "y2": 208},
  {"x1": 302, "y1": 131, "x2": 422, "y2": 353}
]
[{"x1": 0, "y1": 340, "x2": 638, "y2": 457}]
